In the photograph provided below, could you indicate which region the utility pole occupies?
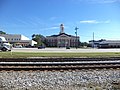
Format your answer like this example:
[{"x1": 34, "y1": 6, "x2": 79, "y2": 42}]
[
  {"x1": 75, "y1": 27, "x2": 79, "y2": 49},
  {"x1": 93, "y1": 32, "x2": 94, "y2": 48}
]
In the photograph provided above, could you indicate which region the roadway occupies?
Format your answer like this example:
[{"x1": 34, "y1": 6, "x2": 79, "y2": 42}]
[{"x1": 11, "y1": 48, "x2": 120, "y2": 53}]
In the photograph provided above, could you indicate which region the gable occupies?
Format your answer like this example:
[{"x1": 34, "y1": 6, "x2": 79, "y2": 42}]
[
  {"x1": 58, "y1": 34, "x2": 71, "y2": 38},
  {"x1": 46, "y1": 33, "x2": 79, "y2": 39}
]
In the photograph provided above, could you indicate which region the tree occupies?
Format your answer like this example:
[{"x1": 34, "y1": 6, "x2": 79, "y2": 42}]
[
  {"x1": 32, "y1": 34, "x2": 46, "y2": 47},
  {"x1": 80, "y1": 42, "x2": 89, "y2": 47},
  {"x1": 0, "y1": 31, "x2": 6, "y2": 34},
  {"x1": 32, "y1": 34, "x2": 35, "y2": 39}
]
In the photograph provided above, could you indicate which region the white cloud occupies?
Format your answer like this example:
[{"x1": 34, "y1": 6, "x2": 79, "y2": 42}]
[
  {"x1": 44, "y1": 26, "x2": 59, "y2": 30},
  {"x1": 74, "y1": 0, "x2": 120, "y2": 4},
  {"x1": 49, "y1": 26, "x2": 59, "y2": 30},
  {"x1": 80, "y1": 20, "x2": 111, "y2": 24},
  {"x1": 90, "y1": 0, "x2": 119, "y2": 4},
  {"x1": 15, "y1": 17, "x2": 46, "y2": 27},
  {"x1": 104, "y1": 20, "x2": 111, "y2": 23},
  {"x1": 16, "y1": 19, "x2": 29, "y2": 25},
  {"x1": 50, "y1": 17, "x2": 57, "y2": 21},
  {"x1": 80, "y1": 20, "x2": 99, "y2": 24}
]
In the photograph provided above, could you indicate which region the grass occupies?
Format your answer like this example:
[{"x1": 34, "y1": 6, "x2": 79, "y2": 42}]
[{"x1": 0, "y1": 52, "x2": 120, "y2": 58}]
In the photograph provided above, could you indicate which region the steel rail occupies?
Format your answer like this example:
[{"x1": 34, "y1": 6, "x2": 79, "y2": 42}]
[
  {"x1": 0, "y1": 65, "x2": 119, "y2": 71},
  {"x1": 0, "y1": 60, "x2": 120, "y2": 65},
  {"x1": 1, "y1": 57, "x2": 120, "y2": 62}
]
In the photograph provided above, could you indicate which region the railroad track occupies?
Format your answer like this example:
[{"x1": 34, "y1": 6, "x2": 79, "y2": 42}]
[
  {"x1": 0, "y1": 65, "x2": 119, "y2": 71},
  {"x1": 0, "y1": 57, "x2": 120, "y2": 71},
  {"x1": 1, "y1": 57, "x2": 120, "y2": 62}
]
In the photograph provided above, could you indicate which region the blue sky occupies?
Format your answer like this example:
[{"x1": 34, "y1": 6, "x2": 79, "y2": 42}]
[{"x1": 0, "y1": 0, "x2": 120, "y2": 42}]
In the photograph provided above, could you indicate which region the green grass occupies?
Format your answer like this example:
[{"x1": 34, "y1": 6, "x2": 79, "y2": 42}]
[{"x1": 0, "y1": 52, "x2": 120, "y2": 58}]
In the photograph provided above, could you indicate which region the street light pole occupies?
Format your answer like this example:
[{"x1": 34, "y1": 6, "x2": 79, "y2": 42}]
[
  {"x1": 93, "y1": 32, "x2": 94, "y2": 48},
  {"x1": 75, "y1": 27, "x2": 79, "y2": 49}
]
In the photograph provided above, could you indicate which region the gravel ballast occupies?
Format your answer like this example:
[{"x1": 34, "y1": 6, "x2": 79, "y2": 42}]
[{"x1": 0, "y1": 69, "x2": 120, "y2": 90}]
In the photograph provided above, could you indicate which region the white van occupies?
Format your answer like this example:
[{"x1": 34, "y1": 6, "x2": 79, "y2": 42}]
[{"x1": 0, "y1": 36, "x2": 12, "y2": 51}]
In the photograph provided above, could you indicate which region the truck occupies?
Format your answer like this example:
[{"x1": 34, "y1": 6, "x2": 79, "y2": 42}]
[{"x1": 0, "y1": 36, "x2": 12, "y2": 51}]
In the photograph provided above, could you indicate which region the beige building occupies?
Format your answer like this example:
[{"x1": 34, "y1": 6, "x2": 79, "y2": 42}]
[
  {"x1": 46, "y1": 24, "x2": 80, "y2": 47},
  {"x1": 0, "y1": 34, "x2": 37, "y2": 47}
]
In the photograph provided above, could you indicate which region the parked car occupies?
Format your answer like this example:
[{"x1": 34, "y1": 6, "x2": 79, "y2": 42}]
[
  {"x1": 15, "y1": 45, "x2": 22, "y2": 48},
  {"x1": 66, "y1": 46, "x2": 70, "y2": 49},
  {"x1": 38, "y1": 46, "x2": 45, "y2": 49},
  {"x1": 25, "y1": 45, "x2": 35, "y2": 48}
]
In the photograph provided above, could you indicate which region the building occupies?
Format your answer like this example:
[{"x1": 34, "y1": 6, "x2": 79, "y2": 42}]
[
  {"x1": 46, "y1": 24, "x2": 80, "y2": 47},
  {"x1": 0, "y1": 34, "x2": 37, "y2": 47},
  {"x1": 89, "y1": 39, "x2": 120, "y2": 48},
  {"x1": 89, "y1": 39, "x2": 105, "y2": 48}
]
